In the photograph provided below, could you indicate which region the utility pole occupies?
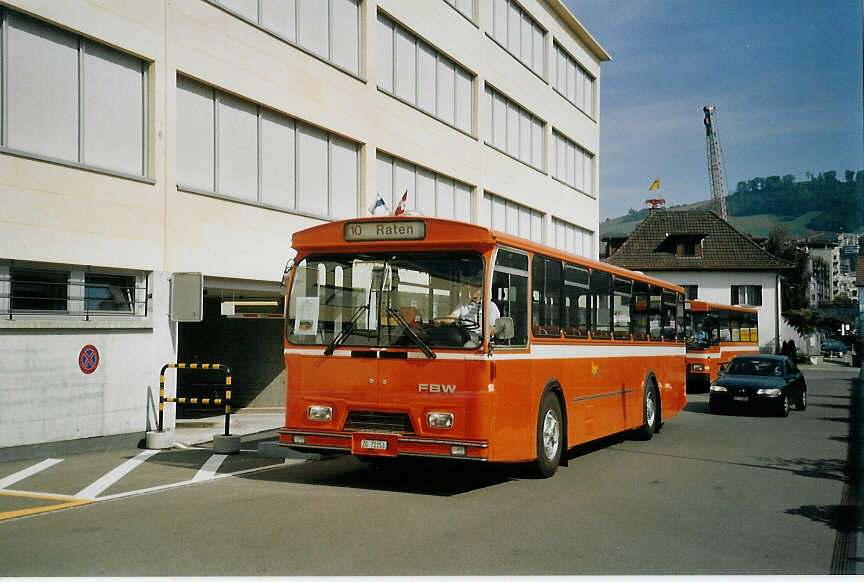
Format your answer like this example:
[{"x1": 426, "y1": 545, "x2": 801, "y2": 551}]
[{"x1": 703, "y1": 105, "x2": 728, "y2": 221}]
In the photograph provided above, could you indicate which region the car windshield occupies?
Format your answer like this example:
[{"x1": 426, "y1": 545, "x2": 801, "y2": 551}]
[
  {"x1": 287, "y1": 252, "x2": 487, "y2": 351},
  {"x1": 727, "y1": 358, "x2": 782, "y2": 376}
]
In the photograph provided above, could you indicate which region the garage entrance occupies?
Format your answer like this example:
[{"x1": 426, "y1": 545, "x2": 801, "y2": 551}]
[{"x1": 177, "y1": 278, "x2": 285, "y2": 414}]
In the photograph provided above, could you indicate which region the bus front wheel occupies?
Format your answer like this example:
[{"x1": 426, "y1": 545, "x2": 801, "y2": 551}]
[{"x1": 534, "y1": 392, "x2": 563, "y2": 478}]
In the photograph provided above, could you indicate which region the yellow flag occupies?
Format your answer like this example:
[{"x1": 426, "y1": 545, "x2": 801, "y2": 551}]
[{"x1": 649, "y1": 178, "x2": 660, "y2": 191}]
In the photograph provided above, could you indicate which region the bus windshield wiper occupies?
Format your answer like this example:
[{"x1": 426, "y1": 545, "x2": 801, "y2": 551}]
[
  {"x1": 324, "y1": 304, "x2": 369, "y2": 355},
  {"x1": 386, "y1": 306, "x2": 436, "y2": 359}
]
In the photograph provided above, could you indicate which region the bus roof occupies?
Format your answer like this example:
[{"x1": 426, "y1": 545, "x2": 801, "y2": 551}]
[
  {"x1": 292, "y1": 216, "x2": 685, "y2": 294},
  {"x1": 687, "y1": 300, "x2": 757, "y2": 314}
]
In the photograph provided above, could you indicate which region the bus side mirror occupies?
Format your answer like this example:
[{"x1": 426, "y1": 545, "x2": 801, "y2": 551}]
[{"x1": 494, "y1": 317, "x2": 515, "y2": 340}]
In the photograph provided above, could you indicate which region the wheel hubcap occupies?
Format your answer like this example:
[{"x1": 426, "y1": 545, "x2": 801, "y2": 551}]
[
  {"x1": 542, "y1": 410, "x2": 560, "y2": 460},
  {"x1": 645, "y1": 389, "x2": 656, "y2": 426}
]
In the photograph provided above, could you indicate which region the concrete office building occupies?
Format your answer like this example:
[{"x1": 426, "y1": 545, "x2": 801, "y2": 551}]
[{"x1": 0, "y1": 0, "x2": 609, "y2": 452}]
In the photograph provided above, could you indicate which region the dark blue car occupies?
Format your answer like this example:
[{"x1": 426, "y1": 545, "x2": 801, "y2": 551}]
[{"x1": 709, "y1": 355, "x2": 807, "y2": 417}]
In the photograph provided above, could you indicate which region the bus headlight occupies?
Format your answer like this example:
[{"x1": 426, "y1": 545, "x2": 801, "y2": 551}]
[
  {"x1": 427, "y1": 412, "x2": 454, "y2": 429},
  {"x1": 691, "y1": 364, "x2": 705, "y2": 372},
  {"x1": 307, "y1": 405, "x2": 333, "y2": 421}
]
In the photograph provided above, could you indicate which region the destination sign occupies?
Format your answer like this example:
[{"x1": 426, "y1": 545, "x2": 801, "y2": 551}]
[{"x1": 344, "y1": 220, "x2": 426, "y2": 242}]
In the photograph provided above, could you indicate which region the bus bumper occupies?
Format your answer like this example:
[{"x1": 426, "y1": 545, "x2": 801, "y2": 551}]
[{"x1": 279, "y1": 429, "x2": 489, "y2": 461}]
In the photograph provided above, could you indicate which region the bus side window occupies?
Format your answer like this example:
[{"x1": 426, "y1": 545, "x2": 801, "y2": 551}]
[
  {"x1": 676, "y1": 293, "x2": 686, "y2": 341},
  {"x1": 563, "y1": 264, "x2": 589, "y2": 338},
  {"x1": 590, "y1": 270, "x2": 612, "y2": 339},
  {"x1": 613, "y1": 276, "x2": 632, "y2": 340},
  {"x1": 648, "y1": 285, "x2": 662, "y2": 341},
  {"x1": 632, "y1": 281, "x2": 649, "y2": 341},
  {"x1": 493, "y1": 249, "x2": 529, "y2": 346},
  {"x1": 661, "y1": 290, "x2": 677, "y2": 341},
  {"x1": 532, "y1": 255, "x2": 562, "y2": 337}
]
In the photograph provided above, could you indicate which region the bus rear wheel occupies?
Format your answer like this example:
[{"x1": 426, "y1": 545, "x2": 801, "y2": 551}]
[
  {"x1": 534, "y1": 392, "x2": 563, "y2": 478},
  {"x1": 633, "y1": 381, "x2": 660, "y2": 440}
]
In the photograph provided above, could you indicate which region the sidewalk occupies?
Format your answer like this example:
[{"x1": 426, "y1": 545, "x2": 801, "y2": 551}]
[{"x1": 174, "y1": 408, "x2": 285, "y2": 448}]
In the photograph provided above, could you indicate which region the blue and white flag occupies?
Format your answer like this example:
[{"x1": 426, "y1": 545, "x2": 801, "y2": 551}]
[{"x1": 368, "y1": 194, "x2": 390, "y2": 216}]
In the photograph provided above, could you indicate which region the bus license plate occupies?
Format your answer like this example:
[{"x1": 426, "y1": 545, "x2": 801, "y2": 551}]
[{"x1": 361, "y1": 439, "x2": 388, "y2": 450}]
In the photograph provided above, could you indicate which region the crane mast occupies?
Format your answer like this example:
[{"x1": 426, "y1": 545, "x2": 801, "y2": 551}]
[{"x1": 703, "y1": 105, "x2": 728, "y2": 221}]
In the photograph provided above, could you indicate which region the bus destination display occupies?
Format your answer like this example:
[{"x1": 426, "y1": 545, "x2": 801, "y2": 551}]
[{"x1": 344, "y1": 220, "x2": 426, "y2": 242}]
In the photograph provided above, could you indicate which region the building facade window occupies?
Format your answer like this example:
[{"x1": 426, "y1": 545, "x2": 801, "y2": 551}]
[
  {"x1": 483, "y1": 85, "x2": 544, "y2": 170},
  {"x1": 376, "y1": 152, "x2": 473, "y2": 221},
  {"x1": 731, "y1": 284, "x2": 762, "y2": 306},
  {"x1": 443, "y1": 0, "x2": 475, "y2": 23},
  {"x1": 0, "y1": 263, "x2": 147, "y2": 318},
  {"x1": 552, "y1": 217, "x2": 593, "y2": 259},
  {"x1": 177, "y1": 75, "x2": 360, "y2": 220},
  {"x1": 209, "y1": 0, "x2": 361, "y2": 76},
  {"x1": 0, "y1": 7, "x2": 148, "y2": 177},
  {"x1": 551, "y1": 130, "x2": 594, "y2": 196},
  {"x1": 553, "y1": 42, "x2": 594, "y2": 117},
  {"x1": 377, "y1": 13, "x2": 474, "y2": 136},
  {"x1": 481, "y1": 192, "x2": 543, "y2": 243},
  {"x1": 482, "y1": 0, "x2": 545, "y2": 78}
]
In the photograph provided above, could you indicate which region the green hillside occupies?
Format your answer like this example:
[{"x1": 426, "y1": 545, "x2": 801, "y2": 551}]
[{"x1": 601, "y1": 170, "x2": 864, "y2": 240}]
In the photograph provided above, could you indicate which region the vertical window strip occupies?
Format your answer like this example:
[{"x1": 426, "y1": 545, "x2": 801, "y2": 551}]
[
  {"x1": 377, "y1": 13, "x2": 475, "y2": 136},
  {"x1": 486, "y1": 0, "x2": 544, "y2": 78},
  {"x1": 212, "y1": 0, "x2": 360, "y2": 77},
  {"x1": 552, "y1": 217, "x2": 592, "y2": 259},
  {"x1": 178, "y1": 75, "x2": 358, "y2": 219},
  {"x1": 444, "y1": 0, "x2": 475, "y2": 23},
  {"x1": 377, "y1": 151, "x2": 473, "y2": 221},
  {"x1": 484, "y1": 191, "x2": 543, "y2": 242},
  {"x1": 554, "y1": 43, "x2": 594, "y2": 117},
  {"x1": 485, "y1": 84, "x2": 544, "y2": 171},
  {"x1": 552, "y1": 130, "x2": 593, "y2": 196},
  {"x1": 1, "y1": 8, "x2": 147, "y2": 178}
]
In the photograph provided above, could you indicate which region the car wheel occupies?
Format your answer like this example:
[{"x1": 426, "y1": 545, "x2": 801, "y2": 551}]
[
  {"x1": 795, "y1": 390, "x2": 807, "y2": 411},
  {"x1": 778, "y1": 395, "x2": 790, "y2": 417},
  {"x1": 709, "y1": 397, "x2": 725, "y2": 414},
  {"x1": 534, "y1": 392, "x2": 562, "y2": 478},
  {"x1": 634, "y1": 381, "x2": 660, "y2": 439}
]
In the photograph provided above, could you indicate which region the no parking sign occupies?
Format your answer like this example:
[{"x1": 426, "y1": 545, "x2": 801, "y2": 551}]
[{"x1": 79, "y1": 345, "x2": 99, "y2": 375}]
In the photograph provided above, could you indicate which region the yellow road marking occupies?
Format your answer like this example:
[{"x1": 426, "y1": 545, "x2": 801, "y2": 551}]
[{"x1": 0, "y1": 490, "x2": 92, "y2": 521}]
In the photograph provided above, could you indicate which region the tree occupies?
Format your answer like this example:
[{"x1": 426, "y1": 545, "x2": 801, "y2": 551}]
[{"x1": 783, "y1": 308, "x2": 823, "y2": 337}]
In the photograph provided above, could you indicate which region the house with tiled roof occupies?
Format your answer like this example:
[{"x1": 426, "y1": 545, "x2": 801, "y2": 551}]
[{"x1": 605, "y1": 210, "x2": 790, "y2": 353}]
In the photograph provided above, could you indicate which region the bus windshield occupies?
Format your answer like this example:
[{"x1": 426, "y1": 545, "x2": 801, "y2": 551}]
[
  {"x1": 287, "y1": 252, "x2": 487, "y2": 351},
  {"x1": 686, "y1": 311, "x2": 718, "y2": 348}
]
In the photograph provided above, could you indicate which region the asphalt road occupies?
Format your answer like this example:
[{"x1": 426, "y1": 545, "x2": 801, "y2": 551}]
[{"x1": 0, "y1": 366, "x2": 859, "y2": 576}]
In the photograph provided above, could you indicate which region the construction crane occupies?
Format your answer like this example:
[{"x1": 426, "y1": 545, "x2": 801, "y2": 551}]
[{"x1": 703, "y1": 105, "x2": 728, "y2": 221}]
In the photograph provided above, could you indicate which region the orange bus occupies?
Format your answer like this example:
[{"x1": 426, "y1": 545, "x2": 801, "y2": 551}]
[
  {"x1": 683, "y1": 300, "x2": 759, "y2": 393},
  {"x1": 280, "y1": 216, "x2": 687, "y2": 477}
]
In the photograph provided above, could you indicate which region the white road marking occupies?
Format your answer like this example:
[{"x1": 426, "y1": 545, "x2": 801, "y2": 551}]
[
  {"x1": 95, "y1": 459, "x2": 304, "y2": 501},
  {"x1": 76, "y1": 449, "x2": 160, "y2": 499},
  {"x1": 192, "y1": 454, "x2": 228, "y2": 482},
  {"x1": 0, "y1": 459, "x2": 64, "y2": 489}
]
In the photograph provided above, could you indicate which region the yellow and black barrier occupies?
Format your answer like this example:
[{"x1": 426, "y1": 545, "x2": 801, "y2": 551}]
[{"x1": 158, "y1": 363, "x2": 232, "y2": 436}]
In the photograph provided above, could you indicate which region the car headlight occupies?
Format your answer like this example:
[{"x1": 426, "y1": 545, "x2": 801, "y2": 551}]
[
  {"x1": 307, "y1": 405, "x2": 333, "y2": 421},
  {"x1": 710, "y1": 385, "x2": 727, "y2": 392},
  {"x1": 757, "y1": 388, "x2": 782, "y2": 396},
  {"x1": 427, "y1": 412, "x2": 454, "y2": 429}
]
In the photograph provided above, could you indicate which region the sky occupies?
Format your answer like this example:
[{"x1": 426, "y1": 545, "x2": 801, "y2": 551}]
[{"x1": 563, "y1": 0, "x2": 864, "y2": 219}]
